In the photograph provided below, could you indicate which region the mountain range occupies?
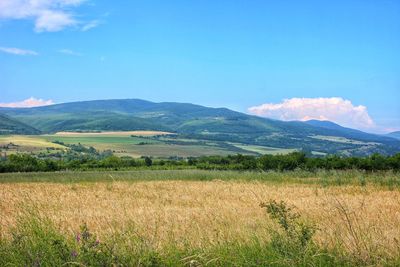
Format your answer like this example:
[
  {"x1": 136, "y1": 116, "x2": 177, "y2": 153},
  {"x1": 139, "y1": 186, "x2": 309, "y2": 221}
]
[
  {"x1": 0, "y1": 99, "x2": 399, "y2": 156},
  {"x1": 387, "y1": 131, "x2": 400, "y2": 140}
]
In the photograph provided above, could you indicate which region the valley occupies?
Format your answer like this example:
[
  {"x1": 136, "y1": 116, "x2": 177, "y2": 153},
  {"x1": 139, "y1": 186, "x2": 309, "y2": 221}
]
[{"x1": 0, "y1": 132, "x2": 294, "y2": 158}]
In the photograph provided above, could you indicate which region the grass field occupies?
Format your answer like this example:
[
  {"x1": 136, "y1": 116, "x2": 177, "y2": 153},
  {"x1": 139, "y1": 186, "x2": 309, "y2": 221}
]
[
  {"x1": 0, "y1": 135, "x2": 66, "y2": 154},
  {"x1": 0, "y1": 133, "x2": 297, "y2": 158},
  {"x1": 310, "y1": 135, "x2": 380, "y2": 145},
  {"x1": 44, "y1": 135, "x2": 238, "y2": 157},
  {"x1": 54, "y1": 131, "x2": 174, "y2": 136},
  {"x1": 44, "y1": 135, "x2": 158, "y2": 145},
  {"x1": 0, "y1": 134, "x2": 232, "y2": 158},
  {"x1": 230, "y1": 142, "x2": 297, "y2": 155},
  {"x1": 0, "y1": 135, "x2": 64, "y2": 149},
  {"x1": 1, "y1": 170, "x2": 400, "y2": 266}
]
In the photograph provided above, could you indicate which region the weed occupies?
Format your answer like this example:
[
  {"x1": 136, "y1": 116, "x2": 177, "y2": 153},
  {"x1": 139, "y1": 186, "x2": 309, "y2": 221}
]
[{"x1": 261, "y1": 200, "x2": 318, "y2": 265}]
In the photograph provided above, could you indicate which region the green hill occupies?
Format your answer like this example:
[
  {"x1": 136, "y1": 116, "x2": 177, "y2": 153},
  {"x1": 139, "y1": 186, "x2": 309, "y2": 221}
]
[
  {"x1": 387, "y1": 131, "x2": 400, "y2": 140},
  {"x1": 0, "y1": 113, "x2": 41, "y2": 135},
  {"x1": 1, "y1": 99, "x2": 399, "y2": 155}
]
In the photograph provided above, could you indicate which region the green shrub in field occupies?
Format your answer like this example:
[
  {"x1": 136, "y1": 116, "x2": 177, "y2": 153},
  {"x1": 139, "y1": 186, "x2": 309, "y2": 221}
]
[
  {"x1": 72, "y1": 223, "x2": 119, "y2": 266},
  {"x1": 260, "y1": 200, "x2": 319, "y2": 265}
]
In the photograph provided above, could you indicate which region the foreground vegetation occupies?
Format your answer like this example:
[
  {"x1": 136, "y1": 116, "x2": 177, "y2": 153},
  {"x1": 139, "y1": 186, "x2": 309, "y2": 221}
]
[
  {"x1": 0, "y1": 200, "x2": 371, "y2": 266},
  {"x1": 1, "y1": 169, "x2": 400, "y2": 188},
  {"x1": 1, "y1": 172, "x2": 400, "y2": 266}
]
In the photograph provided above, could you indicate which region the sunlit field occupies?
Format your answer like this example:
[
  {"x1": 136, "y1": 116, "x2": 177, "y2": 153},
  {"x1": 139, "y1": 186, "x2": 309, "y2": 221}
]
[
  {"x1": 0, "y1": 133, "x2": 260, "y2": 158},
  {"x1": 0, "y1": 135, "x2": 65, "y2": 152},
  {"x1": 1, "y1": 170, "x2": 400, "y2": 266}
]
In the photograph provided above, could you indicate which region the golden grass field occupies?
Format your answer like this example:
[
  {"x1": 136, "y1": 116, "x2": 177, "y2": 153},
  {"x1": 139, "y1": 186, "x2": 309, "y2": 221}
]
[
  {"x1": 0, "y1": 135, "x2": 66, "y2": 154},
  {"x1": 0, "y1": 135, "x2": 64, "y2": 148},
  {"x1": 1, "y1": 179, "x2": 399, "y2": 261}
]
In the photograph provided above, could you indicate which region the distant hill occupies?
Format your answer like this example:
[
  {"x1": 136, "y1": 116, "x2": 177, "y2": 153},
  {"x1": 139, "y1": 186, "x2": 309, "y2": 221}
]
[
  {"x1": 1, "y1": 99, "x2": 399, "y2": 156},
  {"x1": 304, "y1": 120, "x2": 384, "y2": 141},
  {"x1": 387, "y1": 131, "x2": 400, "y2": 140},
  {"x1": 0, "y1": 113, "x2": 41, "y2": 135},
  {"x1": 305, "y1": 120, "x2": 348, "y2": 131}
]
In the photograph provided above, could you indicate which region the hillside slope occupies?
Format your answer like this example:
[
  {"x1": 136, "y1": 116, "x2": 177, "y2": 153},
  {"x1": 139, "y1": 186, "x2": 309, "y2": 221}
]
[
  {"x1": 387, "y1": 131, "x2": 400, "y2": 140},
  {"x1": 0, "y1": 113, "x2": 41, "y2": 135}
]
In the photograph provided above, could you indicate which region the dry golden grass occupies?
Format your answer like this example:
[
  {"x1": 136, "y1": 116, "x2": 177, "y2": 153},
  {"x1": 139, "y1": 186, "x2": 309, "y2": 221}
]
[
  {"x1": 0, "y1": 135, "x2": 65, "y2": 149},
  {"x1": 0, "y1": 135, "x2": 66, "y2": 154},
  {"x1": 1, "y1": 180, "x2": 400, "y2": 258}
]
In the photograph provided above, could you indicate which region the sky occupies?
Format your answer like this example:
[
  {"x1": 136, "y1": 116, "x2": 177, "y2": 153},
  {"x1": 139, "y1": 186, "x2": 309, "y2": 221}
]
[{"x1": 0, "y1": 0, "x2": 399, "y2": 133}]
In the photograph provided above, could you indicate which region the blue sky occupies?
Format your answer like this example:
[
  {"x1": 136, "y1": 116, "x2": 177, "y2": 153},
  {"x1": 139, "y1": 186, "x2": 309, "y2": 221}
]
[{"x1": 0, "y1": 0, "x2": 399, "y2": 133}]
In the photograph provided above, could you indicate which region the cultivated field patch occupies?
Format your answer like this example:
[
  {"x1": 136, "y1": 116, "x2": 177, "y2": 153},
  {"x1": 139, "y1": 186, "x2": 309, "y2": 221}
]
[
  {"x1": 0, "y1": 135, "x2": 66, "y2": 154},
  {"x1": 54, "y1": 131, "x2": 174, "y2": 137}
]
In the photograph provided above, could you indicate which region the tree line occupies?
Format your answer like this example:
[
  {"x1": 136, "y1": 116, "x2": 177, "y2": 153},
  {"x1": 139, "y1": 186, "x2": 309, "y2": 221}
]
[{"x1": 0, "y1": 152, "x2": 399, "y2": 173}]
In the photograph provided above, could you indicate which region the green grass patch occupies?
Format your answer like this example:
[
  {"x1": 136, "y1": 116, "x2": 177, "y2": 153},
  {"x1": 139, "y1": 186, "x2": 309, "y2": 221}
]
[
  {"x1": 230, "y1": 142, "x2": 297, "y2": 155},
  {"x1": 43, "y1": 135, "x2": 157, "y2": 145},
  {"x1": 1, "y1": 169, "x2": 399, "y2": 188}
]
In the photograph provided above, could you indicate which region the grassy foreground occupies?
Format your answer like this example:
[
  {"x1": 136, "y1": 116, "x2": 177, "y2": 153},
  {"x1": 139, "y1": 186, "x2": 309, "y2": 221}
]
[
  {"x1": 1, "y1": 170, "x2": 400, "y2": 266},
  {"x1": 1, "y1": 169, "x2": 400, "y2": 188}
]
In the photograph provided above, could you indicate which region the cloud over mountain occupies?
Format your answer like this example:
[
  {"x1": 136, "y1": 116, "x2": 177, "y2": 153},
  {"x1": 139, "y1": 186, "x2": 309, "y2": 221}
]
[
  {"x1": 0, "y1": 97, "x2": 54, "y2": 108},
  {"x1": 248, "y1": 97, "x2": 375, "y2": 130}
]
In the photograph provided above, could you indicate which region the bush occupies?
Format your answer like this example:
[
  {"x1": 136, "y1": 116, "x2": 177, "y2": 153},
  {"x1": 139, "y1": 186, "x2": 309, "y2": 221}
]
[
  {"x1": 260, "y1": 200, "x2": 318, "y2": 265},
  {"x1": 144, "y1": 156, "x2": 152, "y2": 167}
]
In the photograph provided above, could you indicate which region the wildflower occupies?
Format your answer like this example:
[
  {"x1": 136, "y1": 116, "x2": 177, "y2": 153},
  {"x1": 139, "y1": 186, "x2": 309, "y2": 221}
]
[
  {"x1": 76, "y1": 233, "x2": 81, "y2": 242},
  {"x1": 71, "y1": 250, "x2": 78, "y2": 258}
]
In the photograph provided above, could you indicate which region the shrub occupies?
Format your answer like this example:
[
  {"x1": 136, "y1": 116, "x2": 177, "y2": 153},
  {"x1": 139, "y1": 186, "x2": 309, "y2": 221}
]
[
  {"x1": 73, "y1": 223, "x2": 119, "y2": 266},
  {"x1": 260, "y1": 200, "x2": 318, "y2": 265}
]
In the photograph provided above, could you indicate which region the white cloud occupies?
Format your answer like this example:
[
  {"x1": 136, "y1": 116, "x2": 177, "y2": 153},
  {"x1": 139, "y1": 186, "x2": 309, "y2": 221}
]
[
  {"x1": 248, "y1": 97, "x2": 375, "y2": 130},
  {"x1": 0, "y1": 97, "x2": 54, "y2": 108},
  {"x1": 81, "y1": 19, "x2": 100, "y2": 31},
  {"x1": 34, "y1": 9, "x2": 76, "y2": 32},
  {"x1": 0, "y1": 46, "x2": 38, "y2": 56},
  {"x1": 58, "y1": 48, "x2": 82, "y2": 56},
  {"x1": 0, "y1": 0, "x2": 95, "y2": 32}
]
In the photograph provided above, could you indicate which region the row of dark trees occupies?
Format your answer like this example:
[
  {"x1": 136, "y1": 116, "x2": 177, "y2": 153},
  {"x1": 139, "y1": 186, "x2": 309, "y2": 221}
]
[
  {"x1": 1, "y1": 152, "x2": 400, "y2": 173},
  {"x1": 194, "y1": 153, "x2": 400, "y2": 171},
  {"x1": 0, "y1": 154, "x2": 155, "y2": 173}
]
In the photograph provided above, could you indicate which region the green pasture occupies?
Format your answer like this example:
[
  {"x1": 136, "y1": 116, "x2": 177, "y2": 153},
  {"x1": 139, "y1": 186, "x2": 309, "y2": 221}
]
[
  {"x1": 1, "y1": 133, "x2": 300, "y2": 158},
  {"x1": 1, "y1": 169, "x2": 399, "y2": 188}
]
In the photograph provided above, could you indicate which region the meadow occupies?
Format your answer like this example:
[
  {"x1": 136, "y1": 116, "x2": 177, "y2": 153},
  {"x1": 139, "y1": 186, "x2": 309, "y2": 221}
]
[
  {"x1": 1, "y1": 170, "x2": 400, "y2": 266},
  {"x1": 0, "y1": 135, "x2": 65, "y2": 153},
  {"x1": 0, "y1": 132, "x2": 295, "y2": 158}
]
